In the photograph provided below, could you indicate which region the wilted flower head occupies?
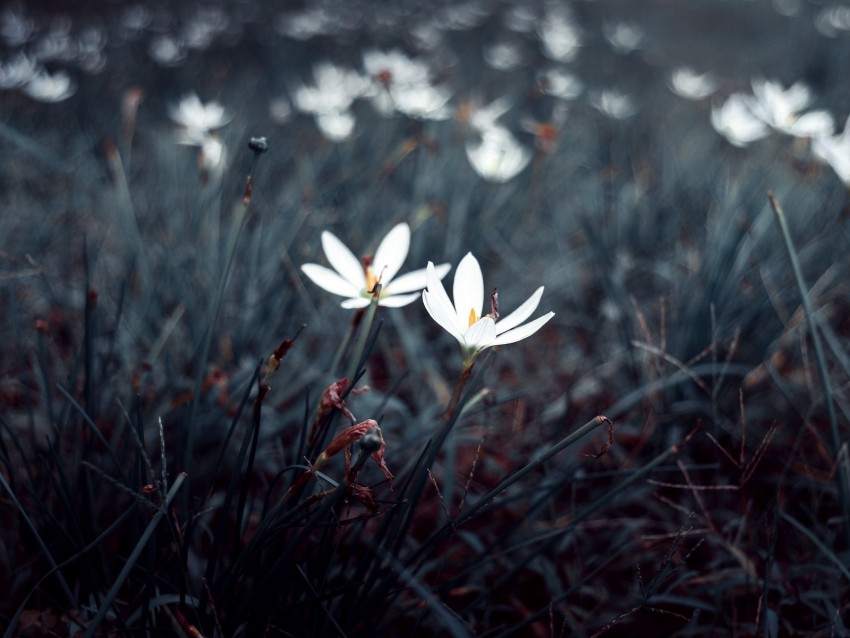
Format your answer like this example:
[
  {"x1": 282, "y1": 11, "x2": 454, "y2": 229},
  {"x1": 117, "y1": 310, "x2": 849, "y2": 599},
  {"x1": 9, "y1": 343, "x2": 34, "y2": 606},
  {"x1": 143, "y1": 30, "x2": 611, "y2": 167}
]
[
  {"x1": 422, "y1": 253, "x2": 555, "y2": 363},
  {"x1": 301, "y1": 223, "x2": 451, "y2": 308},
  {"x1": 465, "y1": 126, "x2": 531, "y2": 183},
  {"x1": 669, "y1": 67, "x2": 717, "y2": 101},
  {"x1": 710, "y1": 93, "x2": 769, "y2": 147}
]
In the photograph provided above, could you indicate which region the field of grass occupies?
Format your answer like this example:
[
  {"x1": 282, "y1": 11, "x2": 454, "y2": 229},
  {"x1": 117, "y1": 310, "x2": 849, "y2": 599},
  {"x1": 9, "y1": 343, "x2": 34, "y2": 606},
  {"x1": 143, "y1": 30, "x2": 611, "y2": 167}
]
[{"x1": 2, "y1": 0, "x2": 850, "y2": 636}]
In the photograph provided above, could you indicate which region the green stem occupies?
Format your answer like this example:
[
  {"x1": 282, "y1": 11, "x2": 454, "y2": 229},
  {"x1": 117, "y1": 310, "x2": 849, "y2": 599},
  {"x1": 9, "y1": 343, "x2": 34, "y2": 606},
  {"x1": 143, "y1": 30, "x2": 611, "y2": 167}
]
[
  {"x1": 184, "y1": 150, "x2": 264, "y2": 478},
  {"x1": 768, "y1": 191, "x2": 850, "y2": 548}
]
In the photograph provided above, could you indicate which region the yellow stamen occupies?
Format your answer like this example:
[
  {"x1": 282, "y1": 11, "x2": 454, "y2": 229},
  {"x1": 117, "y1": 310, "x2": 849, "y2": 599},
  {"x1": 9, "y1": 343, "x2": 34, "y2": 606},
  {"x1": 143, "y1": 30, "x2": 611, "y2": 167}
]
[
  {"x1": 468, "y1": 308, "x2": 479, "y2": 327},
  {"x1": 365, "y1": 267, "x2": 379, "y2": 294}
]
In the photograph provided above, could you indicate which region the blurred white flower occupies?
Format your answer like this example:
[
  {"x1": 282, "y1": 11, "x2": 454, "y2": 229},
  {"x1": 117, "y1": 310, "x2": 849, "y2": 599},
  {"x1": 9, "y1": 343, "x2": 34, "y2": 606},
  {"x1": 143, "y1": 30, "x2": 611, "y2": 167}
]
[
  {"x1": 669, "y1": 67, "x2": 717, "y2": 101},
  {"x1": 811, "y1": 115, "x2": 850, "y2": 185},
  {"x1": 815, "y1": 4, "x2": 850, "y2": 37},
  {"x1": 465, "y1": 126, "x2": 531, "y2": 183},
  {"x1": 422, "y1": 253, "x2": 555, "y2": 362},
  {"x1": 170, "y1": 93, "x2": 231, "y2": 135},
  {"x1": 749, "y1": 79, "x2": 833, "y2": 138},
  {"x1": 589, "y1": 89, "x2": 637, "y2": 120},
  {"x1": 293, "y1": 62, "x2": 368, "y2": 141},
  {"x1": 149, "y1": 34, "x2": 185, "y2": 67},
  {"x1": 294, "y1": 62, "x2": 369, "y2": 114},
  {"x1": 22, "y1": 68, "x2": 75, "y2": 103},
  {"x1": 302, "y1": 223, "x2": 451, "y2": 309},
  {"x1": 0, "y1": 52, "x2": 38, "y2": 89},
  {"x1": 483, "y1": 39, "x2": 527, "y2": 71},
  {"x1": 710, "y1": 93, "x2": 769, "y2": 147},
  {"x1": 538, "y1": 5, "x2": 582, "y2": 62},
  {"x1": 459, "y1": 95, "x2": 513, "y2": 134},
  {"x1": 362, "y1": 49, "x2": 431, "y2": 88},
  {"x1": 603, "y1": 21, "x2": 644, "y2": 54},
  {"x1": 315, "y1": 109, "x2": 356, "y2": 142},
  {"x1": 538, "y1": 67, "x2": 584, "y2": 100},
  {"x1": 390, "y1": 82, "x2": 452, "y2": 120}
]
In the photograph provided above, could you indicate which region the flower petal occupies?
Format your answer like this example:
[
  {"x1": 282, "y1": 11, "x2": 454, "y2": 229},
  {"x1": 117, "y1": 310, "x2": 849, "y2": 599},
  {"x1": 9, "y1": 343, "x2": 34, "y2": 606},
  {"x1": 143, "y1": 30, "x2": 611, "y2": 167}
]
[
  {"x1": 302, "y1": 264, "x2": 361, "y2": 298},
  {"x1": 425, "y1": 261, "x2": 465, "y2": 336},
  {"x1": 341, "y1": 297, "x2": 372, "y2": 309},
  {"x1": 453, "y1": 252, "x2": 484, "y2": 329},
  {"x1": 378, "y1": 292, "x2": 421, "y2": 307},
  {"x1": 464, "y1": 316, "x2": 497, "y2": 351},
  {"x1": 386, "y1": 263, "x2": 450, "y2": 295},
  {"x1": 495, "y1": 286, "x2": 544, "y2": 335},
  {"x1": 493, "y1": 312, "x2": 555, "y2": 346},
  {"x1": 322, "y1": 231, "x2": 366, "y2": 289},
  {"x1": 372, "y1": 223, "x2": 410, "y2": 285},
  {"x1": 423, "y1": 290, "x2": 462, "y2": 342}
]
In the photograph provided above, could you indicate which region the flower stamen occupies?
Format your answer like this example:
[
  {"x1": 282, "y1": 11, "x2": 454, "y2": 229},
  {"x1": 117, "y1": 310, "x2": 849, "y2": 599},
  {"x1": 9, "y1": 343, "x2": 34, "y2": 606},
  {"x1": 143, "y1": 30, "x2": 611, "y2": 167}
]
[{"x1": 468, "y1": 308, "x2": 479, "y2": 327}]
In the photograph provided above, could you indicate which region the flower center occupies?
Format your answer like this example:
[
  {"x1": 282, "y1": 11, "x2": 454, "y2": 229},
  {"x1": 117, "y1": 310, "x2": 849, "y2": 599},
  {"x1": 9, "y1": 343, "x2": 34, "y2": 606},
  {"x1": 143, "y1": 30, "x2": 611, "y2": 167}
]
[
  {"x1": 365, "y1": 266, "x2": 380, "y2": 294},
  {"x1": 468, "y1": 308, "x2": 479, "y2": 327}
]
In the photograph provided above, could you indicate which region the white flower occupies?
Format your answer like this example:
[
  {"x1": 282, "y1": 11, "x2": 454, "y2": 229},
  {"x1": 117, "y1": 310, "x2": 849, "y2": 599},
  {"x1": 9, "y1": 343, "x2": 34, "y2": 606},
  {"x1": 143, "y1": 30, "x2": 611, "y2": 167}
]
[
  {"x1": 422, "y1": 252, "x2": 555, "y2": 362},
  {"x1": 170, "y1": 93, "x2": 231, "y2": 136},
  {"x1": 669, "y1": 67, "x2": 717, "y2": 101},
  {"x1": 22, "y1": 68, "x2": 75, "y2": 103},
  {"x1": 465, "y1": 126, "x2": 531, "y2": 183},
  {"x1": 538, "y1": 67, "x2": 584, "y2": 101},
  {"x1": 589, "y1": 89, "x2": 637, "y2": 120},
  {"x1": 603, "y1": 21, "x2": 644, "y2": 54},
  {"x1": 0, "y1": 52, "x2": 38, "y2": 89},
  {"x1": 538, "y1": 5, "x2": 582, "y2": 62},
  {"x1": 302, "y1": 223, "x2": 451, "y2": 309},
  {"x1": 811, "y1": 114, "x2": 850, "y2": 185},
  {"x1": 390, "y1": 82, "x2": 452, "y2": 120},
  {"x1": 749, "y1": 79, "x2": 833, "y2": 138},
  {"x1": 710, "y1": 93, "x2": 770, "y2": 148}
]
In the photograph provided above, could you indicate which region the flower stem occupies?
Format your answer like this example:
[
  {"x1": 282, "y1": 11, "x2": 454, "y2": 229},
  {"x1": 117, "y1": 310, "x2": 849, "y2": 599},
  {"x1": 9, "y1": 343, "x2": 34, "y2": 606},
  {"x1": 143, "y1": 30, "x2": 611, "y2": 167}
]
[{"x1": 443, "y1": 359, "x2": 475, "y2": 422}]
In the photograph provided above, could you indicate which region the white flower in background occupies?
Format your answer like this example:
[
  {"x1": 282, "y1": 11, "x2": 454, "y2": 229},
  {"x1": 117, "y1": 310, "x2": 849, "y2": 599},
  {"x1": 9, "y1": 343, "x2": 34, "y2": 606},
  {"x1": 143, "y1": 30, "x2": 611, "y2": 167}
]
[
  {"x1": 294, "y1": 62, "x2": 368, "y2": 140},
  {"x1": 669, "y1": 67, "x2": 717, "y2": 100},
  {"x1": 710, "y1": 93, "x2": 769, "y2": 147},
  {"x1": 603, "y1": 21, "x2": 645, "y2": 54},
  {"x1": 361, "y1": 49, "x2": 452, "y2": 120},
  {"x1": 302, "y1": 223, "x2": 451, "y2": 309},
  {"x1": 0, "y1": 52, "x2": 38, "y2": 89},
  {"x1": 815, "y1": 4, "x2": 850, "y2": 37},
  {"x1": 589, "y1": 89, "x2": 637, "y2": 120},
  {"x1": 294, "y1": 62, "x2": 368, "y2": 114},
  {"x1": 170, "y1": 93, "x2": 231, "y2": 137},
  {"x1": 169, "y1": 94, "x2": 230, "y2": 172},
  {"x1": 315, "y1": 110, "x2": 356, "y2": 142},
  {"x1": 538, "y1": 67, "x2": 584, "y2": 100},
  {"x1": 749, "y1": 79, "x2": 833, "y2": 138},
  {"x1": 422, "y1": 253, "x2": 555, "y2": 362},
  {"x1": 458, "y1": 95, "x2": 513, "y2": 134},
  {"x1": 465, "y1": 126, "x2": 532, "y2": 183},
  {"x1": 22, "y1": 68, "x2": 75, "y2": 103},
  {"x1": 811, "y1": 115, "x2": 850, "y2": 185},
  {"x1": 483, "y1": 39, "x2": 527, "y2": 71},
  {"x1": 538, "y1": 4, "x2": 582, "y2": 62},
  {"x1": 362, "y1": 49, "x2": 431, "y2": 88},
  {"x1": 390, "y1": 82, "x2": 452, "y2": 120}
]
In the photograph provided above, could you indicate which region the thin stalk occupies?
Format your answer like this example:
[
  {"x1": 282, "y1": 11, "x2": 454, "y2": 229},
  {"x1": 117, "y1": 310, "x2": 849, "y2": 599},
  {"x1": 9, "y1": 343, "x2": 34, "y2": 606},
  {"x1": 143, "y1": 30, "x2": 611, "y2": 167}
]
[
  {"x1": 183, "y1": 143, "x2": 266, "y2": 479},
  {"x1": 82, "y1": 473, "x2": 188, "y2": 638},
  {"x1": 768, "y1": 192, "x2": 850, "y2": 548}
]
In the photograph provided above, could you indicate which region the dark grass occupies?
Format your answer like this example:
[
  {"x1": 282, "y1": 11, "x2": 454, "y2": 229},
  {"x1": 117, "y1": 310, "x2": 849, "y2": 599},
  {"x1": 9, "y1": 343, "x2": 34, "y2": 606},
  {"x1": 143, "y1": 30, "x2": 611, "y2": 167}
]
[{"x1": 2, "y1": 0, "x2": 850, "y2": 636}]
